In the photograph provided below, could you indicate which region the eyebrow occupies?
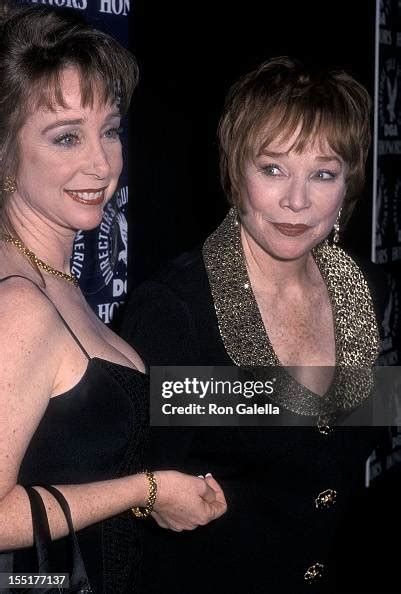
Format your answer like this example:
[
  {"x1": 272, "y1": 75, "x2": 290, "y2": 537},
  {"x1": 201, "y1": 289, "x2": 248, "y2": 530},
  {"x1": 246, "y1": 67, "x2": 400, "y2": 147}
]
[
  {"x1": 259, "y1": 150, "x2": 342, "y2": 165},
  {"x1": 41, "y1": 111, "x2": 121, "y2": 134},
  {"x1": 315, "y1": 155, "x2": 342, "y2": 165}
]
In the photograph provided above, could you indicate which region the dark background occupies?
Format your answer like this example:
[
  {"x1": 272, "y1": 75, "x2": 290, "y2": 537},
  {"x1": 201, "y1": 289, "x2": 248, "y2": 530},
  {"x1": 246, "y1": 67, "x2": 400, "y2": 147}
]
[{"x1": 127, "y1": 0, "x2": 378, "y2": 287}]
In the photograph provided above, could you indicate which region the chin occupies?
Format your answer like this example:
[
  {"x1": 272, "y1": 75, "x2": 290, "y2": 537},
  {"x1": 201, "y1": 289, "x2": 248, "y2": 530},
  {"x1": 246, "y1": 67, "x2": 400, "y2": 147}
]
[
  {"x1": 71, "y1": 212, "x2": 105, "y2": 232},
  {"x1": 261, "y1": 238, "x2": 315, "y2": 261},
  {"x1": 270, "y1": 249, "x2": 312, "y2": 262}
]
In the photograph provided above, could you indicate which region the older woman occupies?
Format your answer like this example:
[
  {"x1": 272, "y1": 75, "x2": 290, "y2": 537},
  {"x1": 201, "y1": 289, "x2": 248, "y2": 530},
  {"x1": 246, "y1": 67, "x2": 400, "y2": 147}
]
[
  {"x1": 122, "y1": 58, "x2": 390, "y2": 593},
  {"x1": 0, "y1": 6, "x2": 226, "y2": 593}
]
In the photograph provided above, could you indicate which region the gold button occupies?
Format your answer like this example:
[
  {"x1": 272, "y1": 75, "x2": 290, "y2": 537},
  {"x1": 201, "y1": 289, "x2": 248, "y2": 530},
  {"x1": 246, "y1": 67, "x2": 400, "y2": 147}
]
[
  {"x1": 304, "y1": 562, "x2": 325, "y2": 582},
  {"x1": 315, "y1": 488, "x2": 337, "y2": 509},
  {"x1": 317, "y1": 414, "x2": 334, "y2": 435},
  {"x1": 317, "y1": 423, "x2": 333, "y2": 435}
]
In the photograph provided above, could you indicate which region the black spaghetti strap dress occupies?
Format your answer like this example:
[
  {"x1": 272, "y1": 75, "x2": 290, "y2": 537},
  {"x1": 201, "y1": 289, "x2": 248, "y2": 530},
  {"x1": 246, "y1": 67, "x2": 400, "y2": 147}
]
[{"x1": 1, "y1": 276, "x2": 149, "y2": 594}]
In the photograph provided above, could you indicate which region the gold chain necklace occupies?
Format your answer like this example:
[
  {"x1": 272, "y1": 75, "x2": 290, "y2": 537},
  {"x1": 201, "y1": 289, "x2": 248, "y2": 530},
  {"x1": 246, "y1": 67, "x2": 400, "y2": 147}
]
[{"x1": 0, "y1": 234, "x2": 79, "y2": 286}]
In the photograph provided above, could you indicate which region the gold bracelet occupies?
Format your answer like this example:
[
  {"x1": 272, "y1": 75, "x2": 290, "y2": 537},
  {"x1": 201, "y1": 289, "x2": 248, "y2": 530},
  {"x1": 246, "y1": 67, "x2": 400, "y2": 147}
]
[{"x1": 132, "y1": 470, "x2": 157, "y2": 519}]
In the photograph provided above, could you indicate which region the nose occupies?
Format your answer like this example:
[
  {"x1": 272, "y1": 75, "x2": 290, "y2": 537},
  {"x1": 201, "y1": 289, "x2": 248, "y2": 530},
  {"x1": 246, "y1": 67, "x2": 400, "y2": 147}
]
[
  {"x1": 279, "y1": 178, "x2": 311, "y2": 212},
  {"x1": 82, "y1": 140, "x2": 111, "y2": 179}
]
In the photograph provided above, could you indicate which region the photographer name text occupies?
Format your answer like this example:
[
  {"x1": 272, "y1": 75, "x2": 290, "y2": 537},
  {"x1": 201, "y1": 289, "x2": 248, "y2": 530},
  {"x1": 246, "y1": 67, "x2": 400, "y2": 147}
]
[{"x1": 161, "y1": 403, "x2": 280, "y2": 416}]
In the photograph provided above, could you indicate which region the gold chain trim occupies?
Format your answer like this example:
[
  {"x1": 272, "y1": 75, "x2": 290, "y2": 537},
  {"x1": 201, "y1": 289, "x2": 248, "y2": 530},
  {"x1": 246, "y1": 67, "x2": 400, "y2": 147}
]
[{"x1": 202, "y1": 209, "x2": 379, "y2": 417}]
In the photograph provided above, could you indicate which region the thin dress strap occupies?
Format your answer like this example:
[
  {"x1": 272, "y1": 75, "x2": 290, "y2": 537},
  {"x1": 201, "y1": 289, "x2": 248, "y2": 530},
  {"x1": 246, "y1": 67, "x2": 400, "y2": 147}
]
[{"x1": 0, "y1": 275, "x2": 91, "y2": 361}]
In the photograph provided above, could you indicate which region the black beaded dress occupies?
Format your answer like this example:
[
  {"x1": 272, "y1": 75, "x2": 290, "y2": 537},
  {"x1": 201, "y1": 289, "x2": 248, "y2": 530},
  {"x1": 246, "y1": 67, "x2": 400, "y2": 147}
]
[
  {"x1": 1, "y1": 276, "x2": 149, "y2": 594},
  {"x1": 121, "y1": 210, "x2": 395, "y2": 594}
]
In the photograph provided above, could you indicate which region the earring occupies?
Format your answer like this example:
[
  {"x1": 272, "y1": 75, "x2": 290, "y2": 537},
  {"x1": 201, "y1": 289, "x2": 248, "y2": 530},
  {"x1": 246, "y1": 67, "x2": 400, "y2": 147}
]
[
  {"x1": 333, "y1": 208, "x2": 342, "y2": 245},
  {"x1": 234, "y1": 207, "x2": 240, "y2": 226},
  {"x1": 1, "y1": 176, "x2": 17, "y2": 193}
]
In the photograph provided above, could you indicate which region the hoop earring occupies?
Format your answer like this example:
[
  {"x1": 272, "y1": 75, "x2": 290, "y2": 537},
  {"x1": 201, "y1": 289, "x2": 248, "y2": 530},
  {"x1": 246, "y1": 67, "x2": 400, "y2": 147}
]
[
  {"x1": 1, "y1": 176, "x2": 17, "y2": 194},
  {"x1": 333, "y1": 208, "x2": 342, "y2": 245}
]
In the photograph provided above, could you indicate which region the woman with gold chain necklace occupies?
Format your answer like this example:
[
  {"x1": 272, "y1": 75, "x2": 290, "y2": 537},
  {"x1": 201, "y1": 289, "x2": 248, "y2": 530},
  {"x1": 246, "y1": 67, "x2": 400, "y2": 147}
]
[
  {"x1": 0, "y1": 6, "x2": 226, "y2": 593},
  {"x1": 122, "y1": 57, "x2": 392, "y2": 593}
]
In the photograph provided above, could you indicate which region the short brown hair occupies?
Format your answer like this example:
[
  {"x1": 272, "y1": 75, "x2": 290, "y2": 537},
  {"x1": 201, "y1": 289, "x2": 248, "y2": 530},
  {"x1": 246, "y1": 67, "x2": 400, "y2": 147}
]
[
  {"x1": 0, "y1": 4, "x2": 138, "y2": 231},
  {"x1": 218, "y1": 56, "x2": 372, "y2": 221}
]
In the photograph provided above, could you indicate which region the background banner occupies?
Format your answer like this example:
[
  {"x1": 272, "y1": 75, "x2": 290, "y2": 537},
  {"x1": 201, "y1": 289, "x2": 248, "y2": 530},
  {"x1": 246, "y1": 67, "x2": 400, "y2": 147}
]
[{"x1": 373, "y1": 0, "x2": 401, "y2": 366}]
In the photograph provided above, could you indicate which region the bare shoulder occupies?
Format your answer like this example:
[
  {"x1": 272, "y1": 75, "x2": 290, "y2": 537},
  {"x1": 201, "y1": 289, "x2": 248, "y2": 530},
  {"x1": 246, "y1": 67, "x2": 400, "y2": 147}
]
[
  {"x1": 0, "y1": 276, "x2": 64, "y2": 374},
  {"x1": 0, "y1": 275, "x2": 60, "y2": 324},
  {"x1": 0, "y1": 277, "x2": 64, "y2": 499}
]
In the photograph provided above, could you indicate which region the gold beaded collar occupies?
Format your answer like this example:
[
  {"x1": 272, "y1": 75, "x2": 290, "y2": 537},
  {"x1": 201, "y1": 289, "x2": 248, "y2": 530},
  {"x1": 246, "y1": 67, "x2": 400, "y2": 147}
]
[
  {"x1": 202, "y1": 208, "x2": 380, "y2": 417},
  {"x1": 0, "y1": 234, "x2": 79, "y2": 287}
]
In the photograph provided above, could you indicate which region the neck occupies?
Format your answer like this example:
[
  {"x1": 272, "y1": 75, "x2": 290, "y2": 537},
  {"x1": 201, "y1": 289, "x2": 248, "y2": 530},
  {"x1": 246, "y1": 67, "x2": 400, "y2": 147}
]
[
  {"x1": 240, "y1": 227, "x2": 317, "y2": 294},
  {"x1": 5, "y1": 196, "x2": 76, "y2": 275}
]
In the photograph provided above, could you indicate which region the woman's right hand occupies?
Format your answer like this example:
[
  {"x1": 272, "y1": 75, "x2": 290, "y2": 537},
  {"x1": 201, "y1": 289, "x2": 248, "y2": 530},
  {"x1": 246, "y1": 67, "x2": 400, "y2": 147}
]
[{"x1": 151, "y1": 471, "x2": 227, "y2": 531}]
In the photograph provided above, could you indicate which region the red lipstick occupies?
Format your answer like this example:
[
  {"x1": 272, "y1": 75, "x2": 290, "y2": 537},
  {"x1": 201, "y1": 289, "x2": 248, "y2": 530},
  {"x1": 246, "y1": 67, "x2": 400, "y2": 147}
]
[
  {"x1": 272, "y1": 223, "x2": 311, "y2": 237},
  {"x1": 64, "y1": 186, "x2": 108, "y2": 206}
]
